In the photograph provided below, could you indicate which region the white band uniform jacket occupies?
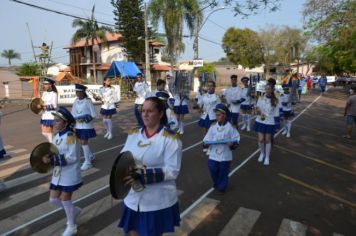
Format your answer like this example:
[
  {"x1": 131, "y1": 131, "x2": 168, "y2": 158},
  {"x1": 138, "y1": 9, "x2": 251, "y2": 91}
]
[
  {"x1": 99, "y1": 86, "x2": 119, "y2": 110},
  {"x1": 121, "y1": 127, "x2": 182, "y2": 212},
  {"x1": 203, "y1": 122, "x2": 240, "y2": 162},
  {"x1": 134, "y1": 81, "x2": 150, "y2": 105},
  {"x1": 72, "y1": 98, "x2": 97, "y2": 129},
  {"x1": 240, "y1": 87, "x2": 253, "y2": 106},
  {"x1": 173, "y1": 92, "x2": 189, "y2": 106},
  {"x1": 279, "y1": 92, "x2": 292, "y2": 111},
  {"x1": 51, "y1": 131, "x2": 81, "y2": 186},
  {"x1": 223, "y1": 86, "x2": 242, "y2": 113},
  {"x1": 41, "y1": 91, "x2": 58, "y2": 120},
  {"x1": 198, "y1": 93, "x2": 221, "y2": 120},
  {"x1": 255, "y1": 95, "x2": 280, "y2": 125}
]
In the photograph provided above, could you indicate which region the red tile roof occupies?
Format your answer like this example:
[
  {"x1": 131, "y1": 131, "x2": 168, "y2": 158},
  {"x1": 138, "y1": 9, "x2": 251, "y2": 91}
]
[
  {"x1": 152, "y1": 64, "x2": 171, "y2": 71},
  {"x1": 64, "y1": 32, "x2": 123, "y2": 49}
]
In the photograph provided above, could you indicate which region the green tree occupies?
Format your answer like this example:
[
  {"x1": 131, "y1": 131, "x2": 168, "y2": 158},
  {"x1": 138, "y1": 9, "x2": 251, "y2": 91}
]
[
  {"x1": 16, "y1": 63, "x2": 40, "y2": 76},
  {"x1": 71, "y1": 5, "x2": 113, "y2": 83},
  {"x1": 111, "y1": 0, "x2": 145, "y2": 63},
  {"x1": 149, "y1": 0, "x2": 202, "y2": 72},
  {"x1": 197, "y1": 62, "x2": 216, "y2": 75},
  {"x1": 303, "y1": 0, "x2": 356, "y2": 73},
  {"x1": 222, "y1": 27, "x2": 263, "y2": 69},
  {"x1": 1, "y1": 49, "x2": 21, "y2": 66}
]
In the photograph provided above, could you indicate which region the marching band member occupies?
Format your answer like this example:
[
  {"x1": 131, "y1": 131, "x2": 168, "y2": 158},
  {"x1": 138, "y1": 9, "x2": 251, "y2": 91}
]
[
  {"x1": 156, "y1": 91, "x2": 179, "y2": 131},
  {"x1": 240, "y1": 77, "x2": 254, "y2": 131},
  {"x1": 280, "y1": 85, "x2": 294, "y2": 138},
  {"x1": 133, "y1": 73, "x2": 150, "y2": 128},
  {"x1": 203, "y1": 104, "x2": 239, "y2": 194},
  {"x1": 40, "y1": 78, "x2": 58, "y2": 142},
  {"x1": 146, "y1": 79, "x2": 167, "y2": 98},
  {"x1": 173, "y1": 72, "x2": 190, "y2": 134},
  {"x1": 254, "y1": 84, "x2": 280, "y2": 165},
  {"x1": 118, "y1": 97, "x2": 182, "y2": 236},
  {"x1": 71, "y1": 84, "x2": 97, "y2": 171},
  {"x1": 267, "y1": 78, "x2": 282, "y2": 132},
  {"x1": 198, "y1": 81, "x2": 221, "y2": 135},
  {"x1": 99, "y1": 78, "x2": 119, "y2": 140},
  {"x1": 0, "y1": 104, "x2": 6, "y2": 160},
  {"x1": 221, "y1": 75, "x2": 243, "y2": 128},
  {"x1": 43, "y1": 107, "x2": 82, "y2": 236}
]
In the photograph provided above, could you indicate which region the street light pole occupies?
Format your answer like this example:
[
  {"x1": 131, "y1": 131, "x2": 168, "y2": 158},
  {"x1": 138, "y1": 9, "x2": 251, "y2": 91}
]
[{"x1": 144, "y1": 4, "x2": 151, "y2": 83}]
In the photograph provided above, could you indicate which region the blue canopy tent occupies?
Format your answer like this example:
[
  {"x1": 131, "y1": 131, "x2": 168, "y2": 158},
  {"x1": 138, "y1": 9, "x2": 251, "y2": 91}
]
[{"x1": 105, "y1": 61, "x2": 142, "y2": 78}]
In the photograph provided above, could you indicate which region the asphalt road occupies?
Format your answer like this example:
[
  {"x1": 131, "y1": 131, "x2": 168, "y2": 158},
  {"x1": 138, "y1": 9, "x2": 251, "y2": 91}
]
[{"x1": 0, "y1": 86, "x2": 355, "y2": 236}]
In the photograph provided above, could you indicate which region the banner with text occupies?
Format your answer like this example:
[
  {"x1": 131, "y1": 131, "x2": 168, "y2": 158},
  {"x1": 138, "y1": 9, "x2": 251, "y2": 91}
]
[{"x1": 57, "y1": 85, "x2": 120, "y2": 104}]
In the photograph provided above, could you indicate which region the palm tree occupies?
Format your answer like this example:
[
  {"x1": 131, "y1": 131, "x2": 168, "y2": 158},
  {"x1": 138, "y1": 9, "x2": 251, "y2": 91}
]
[
  {"x1": 149, "y1": 0, "x2": 202, "y2": 72},
  {"x1": 1, "y1": 49, "x2": 21, "y2": 66},
  {"x1": 71, "y1": 5, "x2": 113, "y2": 83}
]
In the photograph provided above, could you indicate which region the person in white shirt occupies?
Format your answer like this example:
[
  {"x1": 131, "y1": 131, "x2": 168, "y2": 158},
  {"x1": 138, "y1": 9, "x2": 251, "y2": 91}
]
[
  {"x1": 118, "y1": 97, "x2": 182, "y2": 236},
  {"x1": 42, "y1": 106, "x2": 82, "y2": 236},
  {"x1": 172, "y1": 72, "x2": 190, "y2": 134},
  {"x1": 146, "y1": 79, "x2": 167, "y2": 98},
  {"x1": 203, "y1": 104, "x2": 240, "y2": 194},
  {"x1": 280, "y1": 85, "x2": 294, "y2": 138},
  {"x1": 240, "y1": 77, "x2": 254, "y2": 131},
  {"x1": 71, "y1": 84, "x2": 97, "y2": 171},
  {"x1": 221, "y1": 75, "x2": 243, "y2": 129},
  {"x1": 254, "y1": 84, "x2": 280, "y2": 165},
  {"x1": 198, "y1": 81, "x2": 221, "y2": 135},
  {"x1": 99, "y1": 78, "x2": 119, "y2": 140},
  {"x1": 133, "y1": 73, "x2": 150, "y2": 128},
  {"x1": 40, "y1": 78, "x2": 58, "y2": 142}
]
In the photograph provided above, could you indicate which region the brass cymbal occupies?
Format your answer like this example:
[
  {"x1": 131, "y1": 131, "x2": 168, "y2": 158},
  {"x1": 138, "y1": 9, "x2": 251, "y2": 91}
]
[
  {"x1": 30, "y1": 142, "x2": 59, "y2": 174},
  {"x1": 30, "y1": 98, "x2": 44, "y2": 114}
]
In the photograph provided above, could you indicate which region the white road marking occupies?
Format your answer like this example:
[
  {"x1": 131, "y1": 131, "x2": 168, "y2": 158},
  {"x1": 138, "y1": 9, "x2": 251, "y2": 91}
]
[
  {"x1": 219, "y1": 207, "x2": 261, "y2": 236},
  {"x1": 276, "y1": 219, "x2": 307, "y2": 236}
]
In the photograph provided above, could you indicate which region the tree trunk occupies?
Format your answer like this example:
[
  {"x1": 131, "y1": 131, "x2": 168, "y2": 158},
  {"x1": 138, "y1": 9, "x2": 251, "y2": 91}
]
[{"x1": 8, "y1": 58, "x2": 11, "y2": 66}]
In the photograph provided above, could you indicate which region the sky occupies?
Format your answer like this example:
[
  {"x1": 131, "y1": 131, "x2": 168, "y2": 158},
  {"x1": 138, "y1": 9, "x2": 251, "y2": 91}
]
[{"x1": 0, "y1": 0, "x2": 306, "y2": 67}]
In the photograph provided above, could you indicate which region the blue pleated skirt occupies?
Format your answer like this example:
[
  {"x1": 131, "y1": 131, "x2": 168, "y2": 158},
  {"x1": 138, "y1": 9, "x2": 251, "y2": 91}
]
[
  {"x1": 240, "y1": 104, "x2": 253, "y2": 110},
  {"x1": 100, "y1": 108, "x2": 117, "y2": 116},
  {"x1": 174, "y1": 105, "x2": 189, "y2": 115},
  {"x1": 40, "y1": 119, "x2": 54, "y2": 127},
  {"x1": 198, "y1": 115, "x2": 216, "y2": 129},
  {"x1": 274, "y1": 116, "x2": 281, "y2": 129},
  {"x1": 49, "y1": 182, "x2": 82, "y2": 193},
  {"x1": 254, "y1": 121, "x2": 276, "y2": 134},
  {"x1": 118, "y1": 202, "x2": 180, "y2": 236},
  {"x1": 75, "y1": 128, "x2": 97, "y2": 140}
]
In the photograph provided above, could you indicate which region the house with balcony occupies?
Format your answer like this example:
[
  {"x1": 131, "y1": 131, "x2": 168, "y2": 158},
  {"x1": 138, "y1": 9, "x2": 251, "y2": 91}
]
[{"x1": 64, "y1": 32, "x2": 171, "y2": 84}]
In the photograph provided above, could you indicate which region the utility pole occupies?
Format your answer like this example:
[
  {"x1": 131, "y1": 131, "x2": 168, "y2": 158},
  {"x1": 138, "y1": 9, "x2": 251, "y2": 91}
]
[{"x1": 144, "y1": 4, "x2": 151, "y2": 83}]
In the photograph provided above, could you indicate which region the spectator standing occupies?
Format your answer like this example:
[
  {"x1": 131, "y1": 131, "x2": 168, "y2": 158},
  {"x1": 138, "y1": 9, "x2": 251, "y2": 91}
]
[{"x1": 343, "y1": 86, "x2": 356, "y2": 139}]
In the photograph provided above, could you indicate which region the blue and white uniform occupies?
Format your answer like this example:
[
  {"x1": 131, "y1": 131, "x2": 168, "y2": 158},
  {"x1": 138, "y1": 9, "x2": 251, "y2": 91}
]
[
  {"x1": 99, "y1": 86, "x2": 119, "y2": 116},
  {"x1": 280, "y1": 91, "x2": 294, "y2": 137},
  {"x1": 173, "y1": 92, "x2": 189, "y2": 115},
  {"x1": 203, "y1": 121, "x2": 239, "y2": 192},
  {"x1": 240, "y1": 86, "x2": 254, "y2": 131},
  {"x1": 254, "y1": 95, "x2": 280, "y2": 134},
  {"x1": 222, "y1": 86, "x2": 242, "y2": 127},
  {"x1": 134, "y1": 81, "x2": 150, "y2": 127},
  {"x1": 254, "y1": 95, "x2": 280, "y2": 165},
  {"x1": 198, "y1": 93, "x2": 221, "y2": 129},
  {"x1": 72, "y1": 97, "x2": 97, "y2": 140},
  {"x1": 40, "y1": 91, "x2": 58, "y2": 127},
  {"x1": 72, "y1": 96, "x2": 97, "y2": 170},
  {"x1": 50, "y1": 129, "x2": 82, "y2": 192},
  {"x1": 118, "y1": 126, "x2": 182, "y2": 236}
]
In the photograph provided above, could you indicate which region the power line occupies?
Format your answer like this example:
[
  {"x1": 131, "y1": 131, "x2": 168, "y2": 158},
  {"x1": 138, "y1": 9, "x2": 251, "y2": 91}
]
[
  {"x1": 9, "y1": 0, "x2": 115, "y2": 27},
  {"x1": 207, "y1": 19, "x2": 227, "y2": 31},
  {"x1": 198, "y1": 35, "x2": 222, "y2": 46}
]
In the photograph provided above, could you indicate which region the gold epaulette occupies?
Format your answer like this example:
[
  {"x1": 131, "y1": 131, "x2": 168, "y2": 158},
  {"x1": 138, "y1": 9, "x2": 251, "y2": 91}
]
[
  {"x1": 66, "y1": 132, "x2": 77, "y2": 144},
  {"x1": 127, "y1": 127, "x2": 140, "y2": 135},
  {"x1": 163, "y1": 129, "x2": 180, "y2": 139}
]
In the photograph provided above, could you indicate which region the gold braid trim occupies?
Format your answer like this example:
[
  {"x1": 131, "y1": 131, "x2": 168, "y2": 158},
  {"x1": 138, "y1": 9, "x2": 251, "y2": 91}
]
[
  {"x1": 163, "y1": 129, "x2": 180, "y2": 139},
  {"x1": 66, "y1": 133, "x2": 77, "y2": 144},
  {"x1": 128, "y1": 127, "x2": 140, "y2": 135}
]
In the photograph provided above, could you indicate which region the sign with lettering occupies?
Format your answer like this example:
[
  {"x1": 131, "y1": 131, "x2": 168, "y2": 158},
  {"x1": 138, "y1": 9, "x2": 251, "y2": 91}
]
[
  {"x1": 189, "y1": 60, "x2": 204, "y2": 67},
  {"x1": 56, "y1": 85, "x2": 120, "y2": 104}
]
